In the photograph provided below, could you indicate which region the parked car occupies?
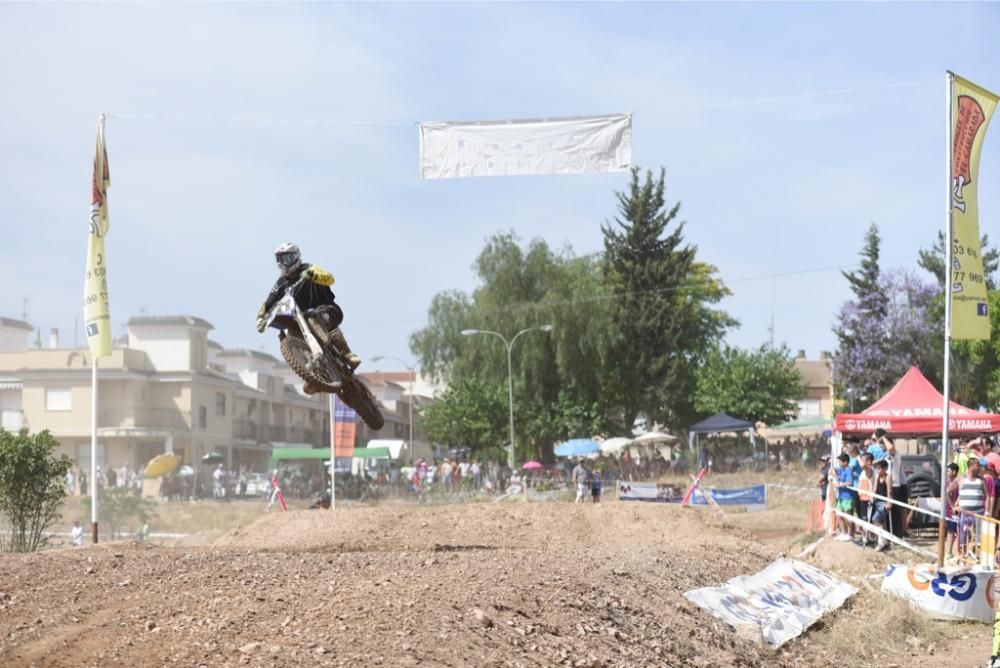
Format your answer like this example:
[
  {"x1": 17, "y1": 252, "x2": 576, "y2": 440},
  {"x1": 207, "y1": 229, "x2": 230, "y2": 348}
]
[
  {"x1": 243, "y1": 472, "x2": 271, "y2": 498},
  {"x1": 901, "y1": 454, "x2": 941, "y2": 528}
]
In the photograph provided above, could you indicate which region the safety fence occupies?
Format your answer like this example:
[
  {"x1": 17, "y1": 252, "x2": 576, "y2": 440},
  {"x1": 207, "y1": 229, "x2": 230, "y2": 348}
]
[{"x1": 771, "y1": 478, "x2": 1000, "y2": 566}]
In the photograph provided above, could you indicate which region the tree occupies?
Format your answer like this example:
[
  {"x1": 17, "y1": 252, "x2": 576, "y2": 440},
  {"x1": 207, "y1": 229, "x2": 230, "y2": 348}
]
[
  {"x1": 0, "y1": 429, "x2": 72, "y2": 552},
  {"x1": 411, "y1": 232, "x2": 617, "y2": 462},
  {"x1": 601, "y1": 167, "x2": 734, "y2": 432},
  {"x1": 917, "y1": 230, "x2": 998, "y2": 290},
  {"x1": 82, "y1": 487, "x2": 158, "y2": 540},
  {"x1": 420, "y1": 376, "x2": 509, "y2": 460},
  {"x1": 833, "y1": 224, "x2": 892, "y2": 401},
  {"x1": 833, "y1": 238, "x2": 939, "y2": 405},
  {"x1": 694, "y1": 344, "x2": 805, "y2": 425}
]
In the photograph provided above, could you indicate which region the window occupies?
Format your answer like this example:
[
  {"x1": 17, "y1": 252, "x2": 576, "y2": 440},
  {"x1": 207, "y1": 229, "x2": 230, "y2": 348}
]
[
  {"x1": 199, "y1": 406, "x2": 207, "y2": 430},
  {"x1": 797, "y1": 399, "x2": 821, "y2": 418},
  {"x1": 46, "y1": 388, "x2": 72, "y2": 412},
  {"x1": 215, "y1": 393, "x2": 226, "y2": 416}
]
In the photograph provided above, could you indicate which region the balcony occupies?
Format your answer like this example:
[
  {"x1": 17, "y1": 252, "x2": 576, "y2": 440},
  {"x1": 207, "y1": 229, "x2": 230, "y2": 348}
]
[
  {"x1": 101, "y1": 407, "x2": 190, "y2": 431},
  {"x1": 232, "y1": 417, "x2": 258, "y2": 441},
  {"x1": 288, "y1": 426, "x2": 318, "y2": 445},
  {"x1": 1, "y1": 409, "x2": 25, "y2": 431},
  {"x1": 265, "y1": 425, "x2": 287, "y2": 442}
]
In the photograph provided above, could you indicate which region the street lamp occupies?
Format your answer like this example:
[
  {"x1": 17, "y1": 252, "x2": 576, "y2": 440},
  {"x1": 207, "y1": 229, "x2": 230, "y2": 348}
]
[
  {"x1": 845, "y1": 388, "x2": 855, "y2": 413},
  {"x1": 461, "y1": 325, "x2": 554, "y2": 469},
  {"x1": 371, "y1": 355, "x2": 417, "y2": 466}
]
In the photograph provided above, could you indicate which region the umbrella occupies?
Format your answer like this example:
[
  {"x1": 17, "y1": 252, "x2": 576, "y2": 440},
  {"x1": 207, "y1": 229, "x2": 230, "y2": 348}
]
[
  {"x1": 143, "y1": 453, "x2": 181, "y2": 478},
  {"x1": 202, "y1": 452, "x2": 226, "y2": 465},
  {"x1": 522, "y1": 461, "x2": 543, "y2": 470},
  {"x1": 599, "y1": 437, "x2": 632, "y2": 455},
  {"x1": 554, "y1": 438, "x2": 601, "y2": 457},
  {"x1": 630, "y1": 431, "x2": 677, "y2": 445},
  {"x1": 177, "y1": 465, "x2": 195, "y2": 477}
]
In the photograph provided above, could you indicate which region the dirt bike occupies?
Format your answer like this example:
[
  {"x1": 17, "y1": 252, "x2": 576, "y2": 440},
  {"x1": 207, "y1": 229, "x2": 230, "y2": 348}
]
[{"x1": 264, "y1": 277, "x2": 385, "y2": 431}]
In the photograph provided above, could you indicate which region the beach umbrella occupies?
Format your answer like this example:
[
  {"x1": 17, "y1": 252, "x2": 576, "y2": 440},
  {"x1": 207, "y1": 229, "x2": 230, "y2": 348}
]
[
  {"x1": 554, "y1": 438, "x2": 601, "y2": 457},
  {"x1": 522, "y1": 461, "x2": 543, "y2": 470},
  {"x1": 599, "y1": 437, "x2": 632, "y2": 455},
  {"x1": 143, "y1": 453, "x2": 181, "y2": 478},
  {"x1": 629, "y1": 431, "x2": 677, "y2": 445}
]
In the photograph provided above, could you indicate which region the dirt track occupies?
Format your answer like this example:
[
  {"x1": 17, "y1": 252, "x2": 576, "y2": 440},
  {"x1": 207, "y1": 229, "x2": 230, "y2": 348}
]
[{"x1": 0, "y1": 499, "x2": 986, "y2": 667}]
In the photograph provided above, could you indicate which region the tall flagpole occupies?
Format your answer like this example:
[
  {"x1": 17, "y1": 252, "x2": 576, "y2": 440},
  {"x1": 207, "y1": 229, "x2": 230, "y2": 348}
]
[
  {"x1": 329, "y1": 393, "x2": 336, "y2": 510},
  {"x1": 937, "y1": 71, "x2": 955, "y2": 568},
  {"x1": 90, "y1": 358, "x2": 99, "y2": 543}
]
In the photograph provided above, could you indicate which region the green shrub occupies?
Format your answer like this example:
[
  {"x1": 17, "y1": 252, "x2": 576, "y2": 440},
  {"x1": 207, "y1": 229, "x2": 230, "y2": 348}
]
[{"x1": 0, "y1": 429, "x2": 73, "y2": 552}]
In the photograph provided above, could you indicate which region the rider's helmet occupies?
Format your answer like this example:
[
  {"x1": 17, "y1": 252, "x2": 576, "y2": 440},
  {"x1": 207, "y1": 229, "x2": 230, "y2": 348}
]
[{"x1": 274, "y1": 242, "x2": 302, "y2": 277}]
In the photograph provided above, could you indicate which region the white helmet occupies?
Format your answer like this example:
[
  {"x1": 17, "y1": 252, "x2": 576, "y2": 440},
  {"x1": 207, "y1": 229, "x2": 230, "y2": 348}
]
[{"x1": 274, "y1": 242, "x2": 301, "y2": 276}]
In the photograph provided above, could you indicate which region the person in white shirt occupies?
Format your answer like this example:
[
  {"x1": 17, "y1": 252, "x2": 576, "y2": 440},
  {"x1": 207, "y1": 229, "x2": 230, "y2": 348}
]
[{"x1": 70, "y1": 520, "x2": 84, "y2": 547}]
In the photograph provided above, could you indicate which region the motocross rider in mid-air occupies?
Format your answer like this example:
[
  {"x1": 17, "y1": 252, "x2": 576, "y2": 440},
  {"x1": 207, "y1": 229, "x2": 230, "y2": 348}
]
[{"x1": 256, "y1": 242, "x2": 361, "y2": 393}]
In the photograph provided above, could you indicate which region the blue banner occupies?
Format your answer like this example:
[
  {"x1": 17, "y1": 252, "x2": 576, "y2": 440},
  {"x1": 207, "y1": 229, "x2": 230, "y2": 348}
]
[{"x1": 691, "y1": 484, "x2": 766, "y2": 506}]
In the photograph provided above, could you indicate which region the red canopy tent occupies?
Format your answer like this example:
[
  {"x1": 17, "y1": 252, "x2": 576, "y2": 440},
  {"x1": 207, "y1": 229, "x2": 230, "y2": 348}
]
[{"x1": 834, "y1": 367, "x2": 1000, "y2": 436}]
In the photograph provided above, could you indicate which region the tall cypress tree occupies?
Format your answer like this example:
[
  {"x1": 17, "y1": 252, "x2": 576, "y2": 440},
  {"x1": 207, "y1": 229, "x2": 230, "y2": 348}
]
[
  {"x1": 833, "y1": 223, "x2": 892, "y2": 400},
  {"x1": 602, "y1": 168, "x2": 733, "y2": 432}
]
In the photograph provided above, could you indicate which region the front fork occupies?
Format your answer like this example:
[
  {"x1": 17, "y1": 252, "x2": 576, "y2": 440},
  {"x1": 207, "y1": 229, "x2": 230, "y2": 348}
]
[{"x1": 294, "y1": 310, "x2": 341, "y2": 385}]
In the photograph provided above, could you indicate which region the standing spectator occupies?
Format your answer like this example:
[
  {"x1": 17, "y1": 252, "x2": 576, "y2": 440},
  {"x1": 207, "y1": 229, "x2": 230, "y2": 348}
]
[
  {"x1": 881, "y1": 433, "x2": 909, "y2": 538},
  {"x1": 944, "y1": 463, "x2": 960, "y2": 560},
  {"x1": 872, "y1": 459, "x2": 893, "y2": 552},
  {"x1": 65, "y1": 469, "x2": 76, "y2": 495},
  {"x1": 106, "y1": 465, "x2": 118, "y2": 489},
  {"x1": 70, "y1": 519, "x2": 84, "y2": 547},
  {"x1": 950, "y1": 456, "x2": 989, "y2": 554},
  {"x1": 440, "y1": 459, "x2": 453, "y2": 492},
  {"x1": 591, "y1": 468, "x2": 603, "y2": 504},
  {"x1": 866, "y1": 431, "x2": 887, "y2": 463},
  {"x1": 833, "y1": 453, "x2": 855, "y2": 541},
  {"x1": 816, "y1": 454, "x2": 831, "y2": 502},
  {"x1": 572, "y1": 458, "x2": 589, "y2": 504},
  {"x1": 470, "y1": 460, "x2": 482, "y2": 492},
  {"x1": 213, "y1": 464, "x2": 225, "y2": 499},
  {"x1": 80, "y1": 472, "x2": 89, "y2": 496},
  {"x1": 856, "y1": 452, "x2": 875, "y2": 546}
]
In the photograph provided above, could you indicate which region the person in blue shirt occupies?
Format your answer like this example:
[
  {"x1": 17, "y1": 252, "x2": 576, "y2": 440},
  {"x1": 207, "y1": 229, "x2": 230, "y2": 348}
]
[
  {"x1": 833, "y1": 453, "x2": 856, "y2": 541},
  {"x1": 866, "y1": 429, "x2": 888, "y2": 462}
]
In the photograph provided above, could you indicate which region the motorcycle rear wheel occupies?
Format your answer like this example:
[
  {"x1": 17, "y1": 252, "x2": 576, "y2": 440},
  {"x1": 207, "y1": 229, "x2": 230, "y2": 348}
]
[{"x1": 339, "y1": 377, "x2": 385, "y2": 431}]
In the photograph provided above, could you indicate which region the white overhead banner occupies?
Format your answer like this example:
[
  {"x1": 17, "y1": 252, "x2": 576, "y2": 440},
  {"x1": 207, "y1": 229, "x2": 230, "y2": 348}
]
[
  {"x1": 684, "y1": 558, "x2": 856, "y2": 647},
  {"x1": 418, "y1": 113, "x2": 632, "y2": 179}
]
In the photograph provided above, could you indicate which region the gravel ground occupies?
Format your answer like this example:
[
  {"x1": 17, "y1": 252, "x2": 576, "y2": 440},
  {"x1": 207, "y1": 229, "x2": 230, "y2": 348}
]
[{"x1": 0, "y1": 500, "x2": 893, "y2": 667}]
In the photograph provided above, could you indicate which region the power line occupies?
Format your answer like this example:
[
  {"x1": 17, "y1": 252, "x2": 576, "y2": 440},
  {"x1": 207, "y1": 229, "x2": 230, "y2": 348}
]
[{"x1": 350, "y1": 255, "x2": 917, "y2": 330}]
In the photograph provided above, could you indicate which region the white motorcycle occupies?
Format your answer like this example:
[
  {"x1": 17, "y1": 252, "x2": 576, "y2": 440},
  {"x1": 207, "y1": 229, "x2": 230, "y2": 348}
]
[{"x1": 265, "y1": 278, "x2": 384, "y2": 430}]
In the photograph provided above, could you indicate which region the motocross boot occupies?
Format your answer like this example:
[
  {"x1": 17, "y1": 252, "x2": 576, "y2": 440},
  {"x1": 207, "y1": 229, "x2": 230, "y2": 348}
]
[
  {"x1": 329, "y1": 327, "x2": 361, "y2": 370},
  {"x1": 303, "y1": 380, "x2": 322, "y2": 395}
]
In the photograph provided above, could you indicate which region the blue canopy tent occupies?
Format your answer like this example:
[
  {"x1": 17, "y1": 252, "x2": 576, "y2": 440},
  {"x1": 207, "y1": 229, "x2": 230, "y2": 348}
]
[
  {"x1": 554, "y1": 438, "x2": 601, "y2": 458},
  {"x1": 688, "y1": 413, "x2": 757, "y2": 471}
]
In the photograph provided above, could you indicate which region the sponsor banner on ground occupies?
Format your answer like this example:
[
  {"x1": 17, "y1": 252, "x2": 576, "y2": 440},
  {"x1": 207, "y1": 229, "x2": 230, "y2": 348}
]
[
  {"x1": 881, "y1": 564, "x2": 995, "y2": 623},
  {"x1": 684, "y1": 558, "x2": 856, "y2": 647},
  {"x1": 617, "y1": 480, "x2": 684, "y2": 503},
  {"x1": 691, "y1": 484, "x2": 767, "y2": 507},
  {"x1": 617, "y1": 481, "x2": 766, "y2": 507}
]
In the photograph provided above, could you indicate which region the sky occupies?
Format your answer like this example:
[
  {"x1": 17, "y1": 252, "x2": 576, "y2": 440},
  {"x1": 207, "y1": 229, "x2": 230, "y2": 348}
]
[{"x1": 2, "y1": 3, "x2": 999, "y2": 372}]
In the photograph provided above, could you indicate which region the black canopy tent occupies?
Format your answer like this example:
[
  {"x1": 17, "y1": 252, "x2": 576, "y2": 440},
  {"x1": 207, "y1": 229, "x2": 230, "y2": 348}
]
[{"x1": 688, "y1": 413, "x2": 758, "y2": 471}]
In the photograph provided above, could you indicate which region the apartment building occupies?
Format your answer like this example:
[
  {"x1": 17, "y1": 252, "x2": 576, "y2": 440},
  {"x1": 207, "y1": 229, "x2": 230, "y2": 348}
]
[{"x1": 0, "y1": 315, "x2": 331, "y2": 473}]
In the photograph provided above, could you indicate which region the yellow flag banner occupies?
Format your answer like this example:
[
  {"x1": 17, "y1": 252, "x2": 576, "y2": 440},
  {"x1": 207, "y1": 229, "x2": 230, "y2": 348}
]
[
  {"x1": 84, "y1": 117, "x2": 112, "y2": 357},
  {"x1": 951, "y1": 74, "x2": 998, "y2": 340}
]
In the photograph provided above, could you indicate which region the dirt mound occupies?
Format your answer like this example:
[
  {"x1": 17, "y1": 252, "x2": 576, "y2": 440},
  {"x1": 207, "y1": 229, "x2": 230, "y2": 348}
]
[{"x1": 0, "y1": 501, "x2": 841, "y2": 667}]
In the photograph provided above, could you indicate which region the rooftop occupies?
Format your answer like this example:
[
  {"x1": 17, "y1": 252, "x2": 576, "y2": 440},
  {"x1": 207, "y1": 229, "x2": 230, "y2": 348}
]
[
  {"x1": 217, "y1": 349, "x2": 281, "y2": 364},
  {"x1": 127, "y1": 315, "x2": 214, "y2": 330},
  {"x1": 0, "y1": 317, "x2": 34, "y2": 332}
]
